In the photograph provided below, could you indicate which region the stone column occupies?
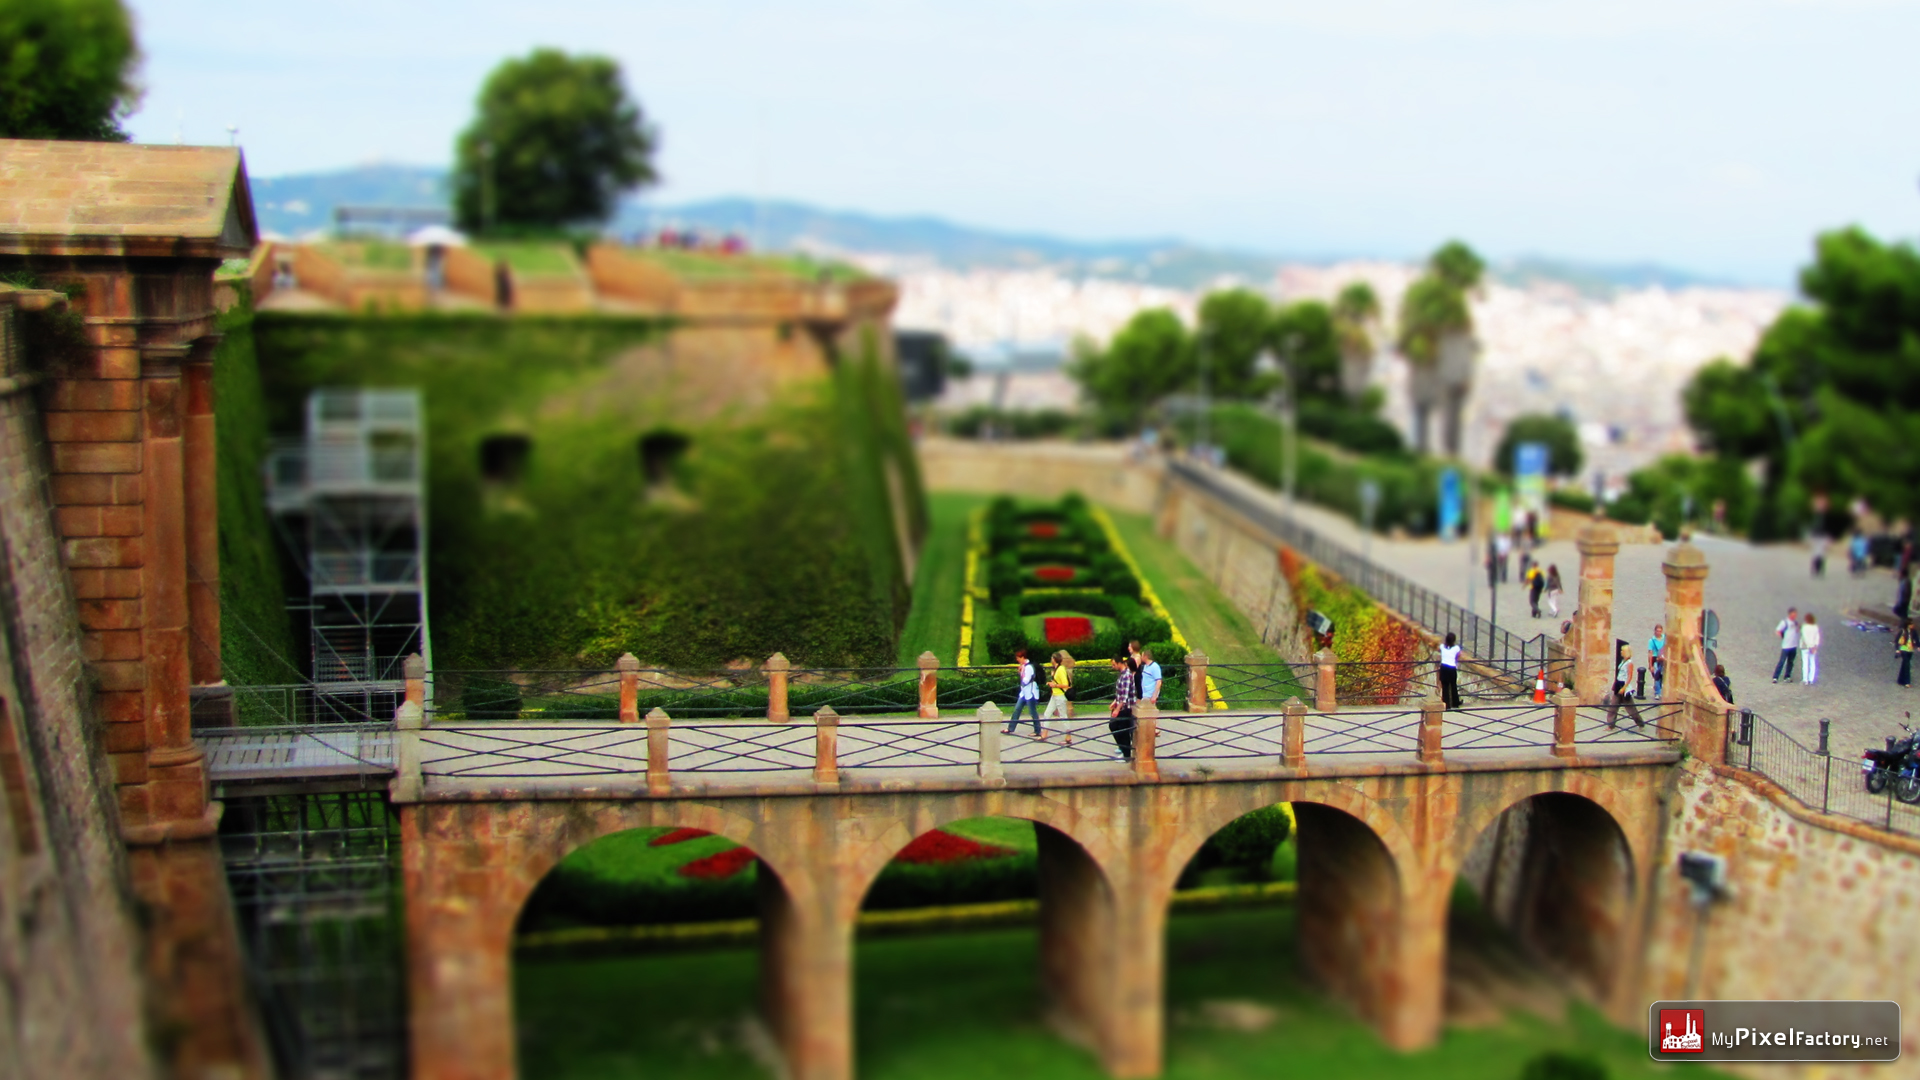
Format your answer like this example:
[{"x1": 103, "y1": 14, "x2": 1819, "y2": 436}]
[
  {"x1": 759, "y1": 857, "x2": 855, "y2": 1080},
  {"x1": 1184, "y1": 653, "x2": 1209, "y2": 713},
  {"x1": 1572, "y1": 523, "x2": 1620, "y2": 705},
  {"x1": 812, "y1": 706, "x2": 839, "y2": 787},
  {"x1": 1132, "y1": 700, "x2": 1158, "y2": 780},
  {"x1": 617, "y1": 653, "x2": 640, "y2": 723},
  {"x1": 766, "y1": 652, "x2": 791, "y2": 722},
  {"x1": 646, "y1": 708, "x2": 672, "y2": 795},
  {"x1": 1552, "y1": 688, "x2": 1578, "y2": 758},
  {"x1": 917, "y1": 651, "x2": 939, "y2": 718},
  {"x1": 140, "y1": 350, "x2": 206, "y2": 825},
  {"x1": 1314, "y1": 648, "x2": 1338, "y2": 712},
  {"x1": 1417, "y1": 697, "x2": 1444, "y2": 765},
  {"x1": 183, "y1": 337, "x2": 220, "y2": 685},
  {"x1": 1282, "y1": 698, "x2": 1307, "y2": 768},
  {"x1": 405, "y1": 652, "x2": 427, "y2": 712},
  {"x1": 975, "y1": 703, "x2": 1004, "y2": 784},
  {"x1": 1037, "y1": 825, "x2": 1117, "y2": 1054},
  {"x1": 1661, "y1": 543, "x2": 1710, "y2": 704}
]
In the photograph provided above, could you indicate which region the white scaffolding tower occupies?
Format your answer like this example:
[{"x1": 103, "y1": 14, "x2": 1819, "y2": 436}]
[{"x1": 267, "y1": 389, "x2": 431, "y2": 718}]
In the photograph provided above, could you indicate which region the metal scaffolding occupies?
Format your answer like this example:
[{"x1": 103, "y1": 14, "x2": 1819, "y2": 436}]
[
  {"x1": 268, "y1": 389, "x2": 431, "y2": 710},
  {"x1": 219, "y1": 788, "x2": 404, "y2": 1080}
]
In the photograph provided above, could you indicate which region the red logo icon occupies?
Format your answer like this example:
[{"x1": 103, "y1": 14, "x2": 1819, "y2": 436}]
[{"x1": 1659, "y1": 1009, "x2": 1705, "y2": 1053}]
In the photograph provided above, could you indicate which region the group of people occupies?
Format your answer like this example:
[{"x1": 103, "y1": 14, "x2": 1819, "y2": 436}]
[
  {"x1": 1002, "y1": 642, "x2": 1163, "y2": 761},
  {"x1": 1770, "y1": 607, "x2": 1825, "y2": 685}
]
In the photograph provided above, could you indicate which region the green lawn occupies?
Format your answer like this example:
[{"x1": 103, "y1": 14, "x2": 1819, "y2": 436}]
[
  {"x1": 471, "y1": 241, "x2": 585, "y2": 277},
  {"x1": 515, "y1": 906, "x2": 1710, "y2": 1080},
  {"x1": 1104, "y1": 509, "x2": 1282, "y2": 667},
  {"x1": 896, "y1": 492, "x2": 988, "y2": 665}
]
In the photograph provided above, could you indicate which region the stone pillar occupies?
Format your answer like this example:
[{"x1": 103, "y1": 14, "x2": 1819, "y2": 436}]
[
  {"x1": 812, "y1": 706, "x2": 839, "y2": 787},
  {"x1": 645, "y1": 708, "x2": 672, "y2": 795},
  {"x1": 1282, "y1": 698, "x2": 1307, "y2": 768},
  {"x1": 1132, "y1": 700, "x2": 1159, "y2": 780},
  {"x1": 617, "y1": 652, "x2": 640, "y2": 723},
  {"x1": 1572, "y1": 523, "x2": 1620, "y2": 705},
  {"x1": 758, "y1": 862, "x2": 854, "y2": 1080},
  {"x1": 1688, "y1": 698, "x2": 1732, "y2": 767},
  {"x1": 405, "y1": 651, "x2": 427, "y2": 713},
  {"x1": 917, "y1": 651, "x2": 939, "y2": 718},
  {"x1": 1184, "y1": 652, "x2": 1210, "y2": 713},
  {"x1": 183, "y1": 338, "x2": 220, "y2": 684},
  {"x1": 1314, "y1": 648, "x2": 1338, "y2": 712},
  {"x1": 1037, "y1": 825, "x2": 1118, "y2": 1053},
  {"x1": 392, "y1": 700, "x2": 424, "y2": 802},
  {"x1": 1295, "y1": 802, "x2": 1426, "y2": 1047},
  {"x1": 766, "y1": 652, "x2": 791, "y2": 723},
  {"x1": 975, "y1": 703, "x2": 1003, "y2": 783},
  {"x1": 141, "y1": 354, "x2": 206, "y2": 824},
  {"x1": 1417, "y1": 697, "x2": 1444, "y2": 765},
  {"x1": 1552, "y1": 688, "x2": 1578, "y2": 758},
  {"x1": 1661, "y1": 543, "x2": 1710, "y2": 704}
]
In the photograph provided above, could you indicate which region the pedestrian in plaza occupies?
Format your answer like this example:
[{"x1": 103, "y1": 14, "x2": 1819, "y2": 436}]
[
  {"x1": 1042, "y1": 651, "x2": 1075, "y2": 729},
  {"x1": 1527, "y1": 562, "x2": 1546, "y2": 618},
  {"x1": 1800, "y1": 614, "x2": 1822, "y2": 685},
  {"x1": 1138, "y1": 646, "x2": 1163, "y2": 710},
  {"x1": 1897, "y1": 622, "x2": 1916, "y2": 688},
  {"x1": 1003, "y1": 648, "x2": 1045, "y2": 738},
  {"x1": 1772, "y1": 607, "x2": 1802, "y2": 684},
  {"x1": 1851, "y1": 531, "x2": 1870, "y2": 576},
  {"x1": 1437, "y1": 632, "x2": 1462, "y2": 710},
  {"x1": 1107, "y1": 653, "x2": 1138, "y2": 761},
  {"x1": 1647, "y1": 624, "x2": 1667, "y2": 699},
  {"x1": 1896, "y1": 573, "x2": 1914, "y2": 624},
  {"x1": 1494, "y1": 532, "x2": 1512, "y2": 583},
  {"x1": 1545, "y1": 565, "x2": 1564, "y2": 618},
  {"x1": 1712, "y1": 663, "x2": 1734, "y2": 705},
  {"x1": 1811, "y1": 534, "x2": 1829, "y2": 577},
  {"x1": 1606, "y1": 642, "x2": 1645, "y2": 729}
]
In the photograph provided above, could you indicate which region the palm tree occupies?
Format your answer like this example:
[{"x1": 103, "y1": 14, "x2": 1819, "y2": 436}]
[
  {"x1": 1396, "y1": 241, "x2": 1485, "y2": 455},
  {"x1": 1332, "y1": 281, "x2": 1382, "y2": 403}
]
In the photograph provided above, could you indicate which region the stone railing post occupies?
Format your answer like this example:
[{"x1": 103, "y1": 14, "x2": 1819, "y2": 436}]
[
  {"x1": 618, "y1": 653, "x2": 640, "y2": 723},
  {"x1": 765, "y1": 652, "x2": 791, "y2": 723},
  {"x1": 812, "y1": 706, "x2": 839, "y2": 787},
  {"x1": 1573, "y1": 523, "x2": 1620, "y2": 705},
  {"x1": 1552, "y1": 689, "x2": 1578, "y2": 758},
  {"x1": 918, "y1": 651, "x2": 940, "y2": 719},
  {"x1": 1314, "y1": 649, "x2": 1338, "y2": 713},
  {"x1": 1133, "y1": 700, "x2": 1159, "y2": 780},
  {"x1": 404, "y1": 652, "x2": 426, "y2": 714},
  {"x1": 1662, "y1": 543, "x2": 1711, "y2": 703},
  {"x1": 1283, "y1": 698, "x2": 1307, "y2": 769},
  {"x1": 976, "y1": 702, "x2": 1004, "y2": 783},
  {"x1": 645, "y1": 707, "x2": 672, "y2": 795},
  {"x1": 1185, "y1": 653, "x2": 1210, "y2": 714},
  {"x1": 391, "y1": 700, "x2": 423, "y2": 802},
  {"x1": 1417, "y1": 697, "x2": 1444, "y2": 765},
  {"x1": 1688, "y1": 697, "x2": 1732, "y2": 766}
]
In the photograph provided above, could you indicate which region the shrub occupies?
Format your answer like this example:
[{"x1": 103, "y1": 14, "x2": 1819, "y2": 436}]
[
  {"x1": 1548, "y1": 487, "x2": 1596, "y2": 513},
  {"x1": 1520, "y1": 1051, "x2": 1608, "y2": 1080},
  {"x1": 1179, "y1": 804, "x2": 1291, "y2": 886}
]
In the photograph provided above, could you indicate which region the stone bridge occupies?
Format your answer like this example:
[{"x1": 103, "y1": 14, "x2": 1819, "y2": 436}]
[{"x1": 394, "y1": 682, "x2": 1700, "y2": 1080}]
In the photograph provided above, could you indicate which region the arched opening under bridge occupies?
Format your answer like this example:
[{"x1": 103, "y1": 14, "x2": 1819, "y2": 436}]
[
  {"x1": 1446, "y1": 792, "x2": 1636, "y2": 1026},
  {"x1": 510, "y1": 824, "x2": 790, "y2": 1077},
  {"x1": 851, "y1": 815, "x2": 1117, "y2": 1076}
]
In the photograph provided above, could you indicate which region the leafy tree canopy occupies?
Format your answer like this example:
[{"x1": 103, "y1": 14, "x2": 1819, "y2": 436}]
[
  {"x1": 1067, "y1": 308, "x2": 1192, "y2": 425},
  {"x1": 452, "y1": 49, "x2": 658, "y2": 232},
  {"x1": 1492, "y1": 413, "x2": 1583, "y2": 477},
  {"x1": 1332, "y1": 281, "x2": 1381, "y2": 357},
  {"x1": 1681, "y1": 227, "x2": 1920, "y2": 536},
  {"x1": 1428, "y1": 239, "x2": 1486, "y2": 291},
  {"x1": 1271, "y1": 299, "x2": 1343, "y2": 403},
  {"x1": 0, "y1": 0, "x2": 140, "y2": 141},
  {"x1": 1195, "y1": 288, "x2": 1272, "y2": 399}
]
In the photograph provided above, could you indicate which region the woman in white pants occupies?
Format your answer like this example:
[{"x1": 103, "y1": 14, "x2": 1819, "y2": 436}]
[
  {"x1": 1801, "y1": 614, "x2": 1822, "y2": 684},
  {"x1": 1041, "y1": 651, "x2": 1075, "y2": 729}
]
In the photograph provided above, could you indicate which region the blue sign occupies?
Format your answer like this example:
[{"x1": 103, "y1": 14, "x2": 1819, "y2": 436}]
[{"x1": 1438, "y1": 467, "x2": 1463, "y2": 540}]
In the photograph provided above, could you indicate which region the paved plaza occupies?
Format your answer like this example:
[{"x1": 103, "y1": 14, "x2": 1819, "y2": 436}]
[{"x1": 1212, "y1": 468, "x2": 1913, "y2": 753}]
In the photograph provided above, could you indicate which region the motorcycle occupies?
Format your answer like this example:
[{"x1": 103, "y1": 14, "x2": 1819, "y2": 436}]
[{"x1": 1862, "y1": 712, "x2": 1920, "y2": 800}]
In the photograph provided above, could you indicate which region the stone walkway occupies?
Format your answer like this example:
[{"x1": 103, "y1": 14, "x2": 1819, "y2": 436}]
[{"x1": 1201, "y1": 464, "x2": 1912, "y2": 751}]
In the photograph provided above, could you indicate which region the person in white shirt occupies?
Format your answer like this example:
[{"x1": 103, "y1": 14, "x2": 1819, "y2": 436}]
[
  {"x1": 1607, "y1": 643, "x2": 1645, "y2": 728},
  {"x1": 1436, "y1": 632, "x2": 1462, "y2": 709},
  {"x1": 1772, "y1": 608, "x2": 1801, "y2": 684},
  {"x1": 1800, "y1": 614, "x2": 1822, "y2": 685},
  {"x1": 1002, "y1": 649, "x2": 1045, "y2": 738}
]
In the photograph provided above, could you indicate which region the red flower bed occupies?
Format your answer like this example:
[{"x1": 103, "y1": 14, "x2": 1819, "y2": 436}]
[
  {"x1": 895, "y1": 829, "x2": 1016, "y2": 864},
  {"x1": 650, "y1": 827, "x2": 712, "y2": 847},
  {"x1": 1044, "y1": 616, "x2": 1094, "y2": 644},
  {"x1": 678, "y1": 846, "x2": 757, "y2": 879},
  {"x1": 1027, "y1": 521, "x2": 1061, "y2": 539},
  {"x1": 1035, "y1": 565, "x2": 1077, "y2": 582}
]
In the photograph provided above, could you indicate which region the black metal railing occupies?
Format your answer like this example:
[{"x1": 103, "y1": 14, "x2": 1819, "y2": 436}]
[
  {"x1": 1169, "y1": 459, "x2": 1556, "y2": 670},
  {"x1": 1726, "y1": 710, "x2": 1920, "y2": 837}
]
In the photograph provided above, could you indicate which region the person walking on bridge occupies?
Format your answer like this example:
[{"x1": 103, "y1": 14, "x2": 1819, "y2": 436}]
[
  {"x1": 1606, "y1": 642, "x2": 1645, "y2": 728},
  {"x1": 1108, "y1": 654, "x2": 1138, "y2": 762},
  {"x1": 1437, "y1": 632, "x2": 1462, "y2": 709},
  {"x1": 1003, "y1": 648, "x2": 1045, "y2": 738},
  {"x1": 1772, "y1": 608, "x2": 1801, "y2": 684},
  {"x1": 1041, "y1": 651, "x2": 1075, "y2": 730},
  {"x1": 1647, "y1": 625, "x2": 1667, "y2": 699}
]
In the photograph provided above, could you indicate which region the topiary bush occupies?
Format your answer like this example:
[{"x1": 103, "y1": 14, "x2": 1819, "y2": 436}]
[{"x1": 1520, "y1": 1051, "x2": 1608, "y2": 1080}]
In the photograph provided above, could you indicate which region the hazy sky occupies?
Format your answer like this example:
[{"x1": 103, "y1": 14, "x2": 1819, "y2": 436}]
[{"x1": 125, "y1": 0, "x2": 1919, "y2": 282}]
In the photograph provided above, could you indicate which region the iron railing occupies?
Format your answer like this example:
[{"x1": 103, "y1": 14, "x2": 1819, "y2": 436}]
[
  {"x1": 1168, "y1": 459, "x2": 1556, "y2": 670},
  {"x1": 1726, "y1": 709, "x2": 1920, "y2": 837}
]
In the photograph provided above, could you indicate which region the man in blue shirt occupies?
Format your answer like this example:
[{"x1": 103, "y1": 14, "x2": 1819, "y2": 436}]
[{"x1": 1139, "y1": 647, "x2": 1164, "y2": 708}]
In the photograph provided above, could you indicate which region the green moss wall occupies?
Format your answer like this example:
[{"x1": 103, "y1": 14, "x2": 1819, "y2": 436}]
[
  {"x1": 252, "y1": 313, "x2": 923, "y2": 669},
  {"x1": 213, "y1": 295, "x2": 302, "y2": 685}
]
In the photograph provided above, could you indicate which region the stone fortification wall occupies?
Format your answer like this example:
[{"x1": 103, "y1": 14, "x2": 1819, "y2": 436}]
[
  {"x1": 1156, "y1": 479, "x2": 1312, "y2": 662},
  {"x1": 916, "y1": 437, "x2": 1164, "y2": 514},
  {"x1": 0, "y1": 291, "x2": 154, "y2": 1078},
  {"x1": 1644, "y1": 759, "x2": 1920, "y2": 1073}
]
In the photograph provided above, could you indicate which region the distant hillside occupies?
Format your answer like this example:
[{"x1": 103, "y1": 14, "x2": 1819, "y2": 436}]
[{"x1": 245, "y1": 164, "x2": 1740, "y2": 292}]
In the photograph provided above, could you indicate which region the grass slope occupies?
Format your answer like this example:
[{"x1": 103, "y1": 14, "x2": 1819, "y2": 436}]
[
  {"x1": 895, "y1": 492, "x2": 986, "y2": 665},
  {"x1": 515, "y1": 907, "x2": 1719, "y2": 1080},
  {"x1": 1103, "y1": 509, "x2": 1279, "y2": 666}
]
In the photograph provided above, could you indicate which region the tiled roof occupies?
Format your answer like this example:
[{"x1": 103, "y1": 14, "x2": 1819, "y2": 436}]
[{"x1": 0, "y1": 140, "x2": 256, "y2": 252}]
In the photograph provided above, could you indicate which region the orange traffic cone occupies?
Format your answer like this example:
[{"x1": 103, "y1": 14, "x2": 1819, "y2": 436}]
[{"x1": 1533, "y1": 668, "x2": 1548, "y2": 704}]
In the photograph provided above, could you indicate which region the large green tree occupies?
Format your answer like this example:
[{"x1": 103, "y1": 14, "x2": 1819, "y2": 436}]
[
  {"x1": 0, "y1": 0, "x2": 141, "y2": 141},
  {"x1": 1682, "y1": 227, "x2": 1920, "y2": 537},
  {"x1": 1194, "y1": 288, "x2": 1273, "y2": 398},
  {"x1": 452, "y1": 49, "x2": 658, "y2": 232},
  {"x1": 1270, "y1": 299, "x2": 1343, "y2": 402},
  {"x1": 1493, "y1": 413, "x2": 1582, "y2": 477},
  {"x1": 1068, "y1": 308, "x2": 1192, "y2": 426}
]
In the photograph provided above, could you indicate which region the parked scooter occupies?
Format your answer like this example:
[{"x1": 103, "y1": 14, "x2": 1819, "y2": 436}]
[{"x1": 1861, "y1": 712, "x2": 1920, "y2": 800}]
